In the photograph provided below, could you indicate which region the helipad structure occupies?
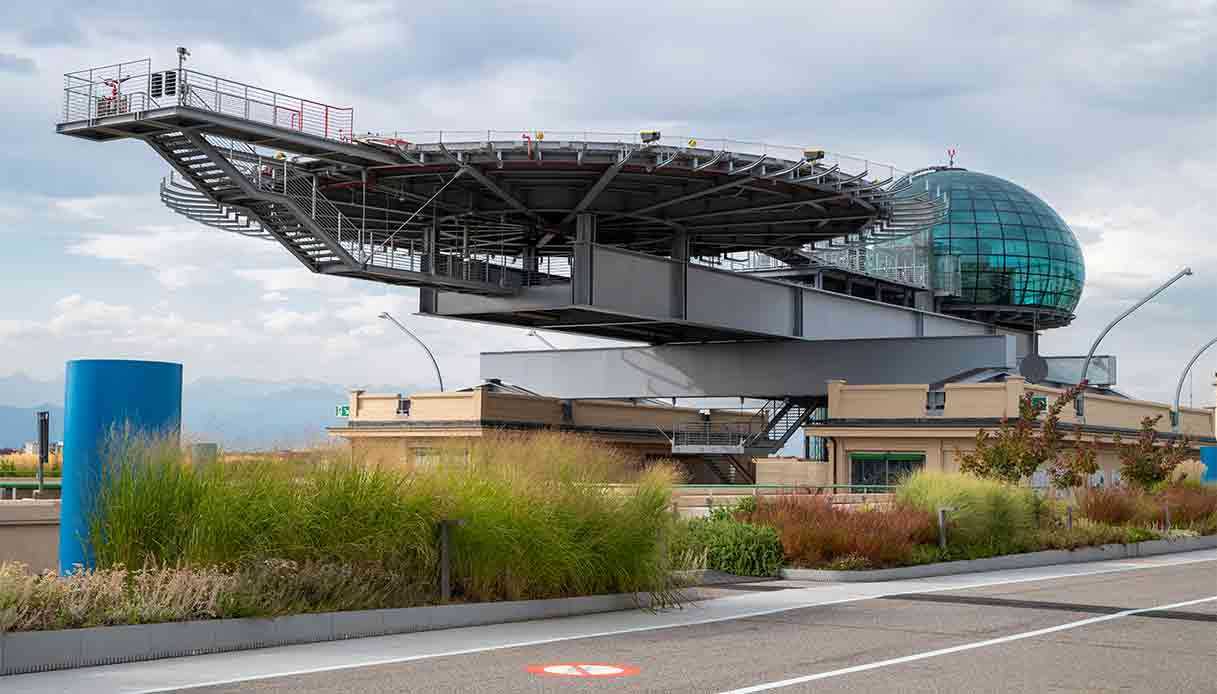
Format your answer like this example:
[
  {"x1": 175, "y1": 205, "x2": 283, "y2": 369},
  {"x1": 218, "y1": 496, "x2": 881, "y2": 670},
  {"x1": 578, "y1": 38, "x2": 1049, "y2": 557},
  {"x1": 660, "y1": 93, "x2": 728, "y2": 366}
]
[{"x1": 57, "y1": 57, "x2": 1111, "y2": 478}]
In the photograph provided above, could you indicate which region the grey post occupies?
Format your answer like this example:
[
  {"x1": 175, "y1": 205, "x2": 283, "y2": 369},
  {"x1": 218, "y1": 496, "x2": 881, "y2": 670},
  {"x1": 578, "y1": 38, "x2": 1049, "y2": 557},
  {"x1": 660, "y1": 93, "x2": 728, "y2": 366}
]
[
  {"x1": 937, "y1": 507, "x2": 955, "y2": 551},
  {"x1": 1066, "y1": 505, "x2": 1073, "y2": 531},
  {"x1": 36, "y1": 410, "x2": 49, "y2": 493},
  {"x1": 1163, "y1": 503, "x2": 1171, "y2": 533},
  {"x1": 439, "y1": 519, "x2": 467, "y2": 601},
  {"x1": 1171, "y1": 336, "x2": 1217, "y2": 432},
  {"x1": 379, "y1": 312, "x2": 444, "y2": 392},
  {"x1": 1076, "y1": 267, "x2": 1192, "y2": 419}
]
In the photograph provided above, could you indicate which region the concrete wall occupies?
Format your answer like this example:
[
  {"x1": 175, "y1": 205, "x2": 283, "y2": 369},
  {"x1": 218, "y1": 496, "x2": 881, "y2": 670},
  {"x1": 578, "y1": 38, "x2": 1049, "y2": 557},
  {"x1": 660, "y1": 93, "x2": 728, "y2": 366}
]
[
  {"x1": 827, "y1": 380, "x2": 930, "y2": 419},
  {"x1": 943, "y1": 380, "x2": 1021, "y2": 419},
  {"x1": 482, "y1": 392, "x2": 562, "y2": 425},
  {"x1": 1027, "y1": 384, "x2": 1212, "y2": 437},
  {"x1": 0, "y1": 501, "x2": 59, "y2": 573},
  {"x1": 754, "y1": 459, "x2": 833, "y2": 486}
]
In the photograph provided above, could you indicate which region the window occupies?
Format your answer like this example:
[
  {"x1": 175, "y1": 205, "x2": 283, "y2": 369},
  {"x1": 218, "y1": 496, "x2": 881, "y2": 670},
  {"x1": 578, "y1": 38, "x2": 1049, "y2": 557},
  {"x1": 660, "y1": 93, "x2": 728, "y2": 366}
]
[{"x1": 849, "y1": 452, "x2": 926, "y2": 489}]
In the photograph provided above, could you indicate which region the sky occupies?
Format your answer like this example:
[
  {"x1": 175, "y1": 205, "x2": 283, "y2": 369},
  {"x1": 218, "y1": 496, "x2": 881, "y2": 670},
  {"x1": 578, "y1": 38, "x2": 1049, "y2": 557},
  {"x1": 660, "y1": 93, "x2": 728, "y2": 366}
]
[{"x1": 0, "y1": 1, "x2": 1214, "y2": 409}]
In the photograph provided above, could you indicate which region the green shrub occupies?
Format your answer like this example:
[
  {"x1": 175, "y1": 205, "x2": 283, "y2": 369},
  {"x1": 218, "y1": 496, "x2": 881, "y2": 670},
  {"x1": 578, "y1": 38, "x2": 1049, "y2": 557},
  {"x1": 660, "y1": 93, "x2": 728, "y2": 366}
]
[
  {"x1": 676, "y1": 517, "x2": 784, "y2": 577},
  {"x1": 896, "y1": 471, "x2": 1036, "y2": 554}
]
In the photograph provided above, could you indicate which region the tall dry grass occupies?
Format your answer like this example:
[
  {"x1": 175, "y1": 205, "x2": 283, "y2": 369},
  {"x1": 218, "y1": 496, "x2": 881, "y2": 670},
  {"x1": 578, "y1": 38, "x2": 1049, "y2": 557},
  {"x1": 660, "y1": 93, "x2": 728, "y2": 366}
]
[
  {"x1": 0, "y1": 452, "x2": 62, "y2": 477},
  {"x1": 742, "y1": 496, "x2": 937, "y2": 569},
  {"x1": 84, "y1": 430, "x2": 680, "y2": 610}
]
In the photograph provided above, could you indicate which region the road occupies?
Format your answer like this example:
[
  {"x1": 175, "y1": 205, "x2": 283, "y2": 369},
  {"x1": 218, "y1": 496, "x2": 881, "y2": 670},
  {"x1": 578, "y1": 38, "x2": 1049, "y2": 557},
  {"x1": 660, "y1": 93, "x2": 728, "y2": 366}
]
[{"x1": 8, "y1": 551, "x2": 1216, "y2": 693}]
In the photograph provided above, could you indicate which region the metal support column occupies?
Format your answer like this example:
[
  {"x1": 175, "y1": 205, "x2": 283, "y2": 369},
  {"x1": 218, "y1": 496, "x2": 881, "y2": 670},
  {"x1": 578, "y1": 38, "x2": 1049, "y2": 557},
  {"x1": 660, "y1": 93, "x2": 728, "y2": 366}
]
[
  {"x1": 670, "y1": 229, "x2": 688, "y2": 320},
  {"x1": 573, "y1": 213, "x2": 596, "y2": 305}
]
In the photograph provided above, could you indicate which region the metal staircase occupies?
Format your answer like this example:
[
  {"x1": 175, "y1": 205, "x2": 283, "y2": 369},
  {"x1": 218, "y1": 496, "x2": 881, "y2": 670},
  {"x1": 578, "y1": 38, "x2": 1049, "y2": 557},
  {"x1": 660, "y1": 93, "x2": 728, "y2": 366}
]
[
  {"x1": 670, "y1": 398, "x2": 819, "y2": 484},
  {"x1": 147, "y1": 130, "x2": 352, "y2": 271}
]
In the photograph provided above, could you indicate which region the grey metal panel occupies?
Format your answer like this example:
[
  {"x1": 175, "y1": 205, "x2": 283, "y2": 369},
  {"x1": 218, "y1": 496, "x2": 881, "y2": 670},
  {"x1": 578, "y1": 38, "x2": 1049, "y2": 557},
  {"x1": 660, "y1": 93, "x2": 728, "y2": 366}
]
[
  {"x1": 802, "y1": 290, "x2": 917, "y2": 339},
  {"x1": 432, "y1": 284, "x2": 573, "y2": 315},
  {"x1": 924, "y1": 313, "x2": 991, "y2": 338},
  {"x1": 481, "y1": 335, "x2": 1018, "y2": 399},
  {"x1": 591, "y1": 246, "x2": 675, "y2": 317},
  {"x1": 687, "y1": 265, "x2": 796, "y2": 335}
]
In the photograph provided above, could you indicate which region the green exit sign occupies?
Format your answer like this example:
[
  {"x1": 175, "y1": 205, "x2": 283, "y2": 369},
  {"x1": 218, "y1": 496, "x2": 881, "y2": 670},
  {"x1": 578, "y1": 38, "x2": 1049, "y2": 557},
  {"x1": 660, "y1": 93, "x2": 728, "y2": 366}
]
[{"x1": 335, "y1": 405, "x2": 350, "y2": 417}]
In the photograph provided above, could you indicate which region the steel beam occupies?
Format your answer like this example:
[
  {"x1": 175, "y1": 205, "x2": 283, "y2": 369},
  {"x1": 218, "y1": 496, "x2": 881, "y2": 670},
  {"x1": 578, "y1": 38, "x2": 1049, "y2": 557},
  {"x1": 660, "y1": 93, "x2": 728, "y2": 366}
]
[{"x1": 480, "y1": 335, "x2": 1018, "y2": 399}]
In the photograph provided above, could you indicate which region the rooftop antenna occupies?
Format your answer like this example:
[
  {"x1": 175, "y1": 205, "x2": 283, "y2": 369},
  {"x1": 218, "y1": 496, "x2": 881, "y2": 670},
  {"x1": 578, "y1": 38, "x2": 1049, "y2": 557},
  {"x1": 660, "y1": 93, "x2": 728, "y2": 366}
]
[{"x1": 947, "y1": 147, "x2": 957, "y2": 167}]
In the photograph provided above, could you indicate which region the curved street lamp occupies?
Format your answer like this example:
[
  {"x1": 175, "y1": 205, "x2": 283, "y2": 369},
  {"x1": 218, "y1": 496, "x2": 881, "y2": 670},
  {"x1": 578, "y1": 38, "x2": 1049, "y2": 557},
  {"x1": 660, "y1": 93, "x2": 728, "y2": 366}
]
[
  {"x1": 1172, "y1": 336, "x2": 1217, "y2": 432},
  {"x1": 1076, "y1": 267, "x2": 1192, "y2": 419},
  {"x1": 379, "y1": 311, "x2": 444, "y2": 392}
]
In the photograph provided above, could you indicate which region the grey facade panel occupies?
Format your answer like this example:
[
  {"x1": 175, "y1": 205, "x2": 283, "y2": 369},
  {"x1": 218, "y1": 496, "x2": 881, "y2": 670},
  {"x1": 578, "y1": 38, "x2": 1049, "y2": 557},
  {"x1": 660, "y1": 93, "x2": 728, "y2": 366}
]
[{"x1": 481, "y1": 335, "x2": 1018, "y2": 399}]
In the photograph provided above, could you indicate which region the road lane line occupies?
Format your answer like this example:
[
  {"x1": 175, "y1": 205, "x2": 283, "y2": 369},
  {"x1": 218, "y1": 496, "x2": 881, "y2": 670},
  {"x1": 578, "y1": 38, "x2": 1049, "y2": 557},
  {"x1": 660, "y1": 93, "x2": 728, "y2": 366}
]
[
  {"x1": 718, "y1": 595, "x2": 1217, "y2": 693},
  {"x1": 17, "y1": 550, "x2": 1213, "y2": 694}
]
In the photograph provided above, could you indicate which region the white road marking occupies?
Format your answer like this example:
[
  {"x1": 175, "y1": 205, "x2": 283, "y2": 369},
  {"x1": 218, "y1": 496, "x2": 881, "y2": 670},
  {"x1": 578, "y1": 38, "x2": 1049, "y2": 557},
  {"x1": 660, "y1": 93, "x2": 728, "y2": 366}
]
[
  {"x1": 718, "y1": 594, "x2": 1217, "y2": 693},
  {"x1": 9, "y1": 550, "x2": 1214, "y2": 694}
]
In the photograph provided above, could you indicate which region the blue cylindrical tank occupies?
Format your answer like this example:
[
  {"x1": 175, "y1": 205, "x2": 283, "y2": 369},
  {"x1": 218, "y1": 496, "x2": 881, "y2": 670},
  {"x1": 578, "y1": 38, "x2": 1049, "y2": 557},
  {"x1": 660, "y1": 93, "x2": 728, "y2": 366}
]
[
  {"x1": 1202, "y1": 446, "x2": 1217, "y2": 484},
  {"x1": 60, "y1": 359, "x2": 182, "y2": 573}
]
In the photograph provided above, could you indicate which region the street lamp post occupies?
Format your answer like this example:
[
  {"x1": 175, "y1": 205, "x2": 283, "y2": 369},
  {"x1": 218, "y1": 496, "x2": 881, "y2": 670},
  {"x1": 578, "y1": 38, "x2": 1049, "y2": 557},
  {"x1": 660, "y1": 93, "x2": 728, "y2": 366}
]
[
  {"x1": 1076, "y1": 267, "x2": 1192, "y2": 419},
  {"x1": 1172, "y1": 336, "x2": 1217, "y2": 432},
  {"x1": 379, "y1": 312, "x2": 444, "y2": 392}
]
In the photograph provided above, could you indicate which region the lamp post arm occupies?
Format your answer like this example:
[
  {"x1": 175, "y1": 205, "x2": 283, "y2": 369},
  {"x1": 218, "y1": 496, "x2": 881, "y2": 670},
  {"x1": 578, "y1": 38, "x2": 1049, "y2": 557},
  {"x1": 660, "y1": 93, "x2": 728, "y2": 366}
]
[
  {"x1": 1172, "y1": 336, "x2": 1217, "y2": 431},
  {"x1": 380, "y1": 312, "x2": 444, "y2": 392},
  {"x1": 1076, "y1": 267, "x2": 1192, "y2": 416}
]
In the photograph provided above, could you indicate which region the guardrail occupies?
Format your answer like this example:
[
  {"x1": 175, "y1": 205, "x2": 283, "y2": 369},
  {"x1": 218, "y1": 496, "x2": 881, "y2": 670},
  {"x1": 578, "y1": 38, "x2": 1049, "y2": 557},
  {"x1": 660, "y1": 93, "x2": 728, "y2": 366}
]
[{"x1": 62, "y1": 59, "x2": 353, "y2": 142}]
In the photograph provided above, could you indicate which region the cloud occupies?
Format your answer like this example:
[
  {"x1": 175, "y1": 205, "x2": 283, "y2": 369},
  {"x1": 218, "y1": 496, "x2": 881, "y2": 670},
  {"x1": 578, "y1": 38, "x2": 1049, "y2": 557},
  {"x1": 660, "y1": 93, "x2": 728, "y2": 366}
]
[
  {"x1": 0, "y1": 52, "x2": 35, "y2": 74},
  {"x1": 258, "y1": 308, "x2": 326, "y2": 333},
  {"x1": 1, "y1": 1, "x2": 1213, "y2": 407},
  {"x1": 234, "y1": 268, "x2": 334, "y2": 292}
]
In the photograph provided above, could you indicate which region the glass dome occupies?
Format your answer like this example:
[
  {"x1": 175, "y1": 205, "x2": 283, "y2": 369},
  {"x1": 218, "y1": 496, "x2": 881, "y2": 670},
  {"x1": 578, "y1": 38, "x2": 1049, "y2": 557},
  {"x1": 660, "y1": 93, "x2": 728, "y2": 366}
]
[{"x1": 920, "y1": 168, "x2": 1084, "y2": 327}]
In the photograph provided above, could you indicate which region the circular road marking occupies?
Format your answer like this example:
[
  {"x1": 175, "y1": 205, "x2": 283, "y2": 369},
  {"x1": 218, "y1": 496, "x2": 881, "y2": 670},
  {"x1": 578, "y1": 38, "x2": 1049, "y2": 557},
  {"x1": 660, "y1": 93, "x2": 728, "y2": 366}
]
[{"x1": 527, "y1": 663, "x2": 640, "y2": 678}]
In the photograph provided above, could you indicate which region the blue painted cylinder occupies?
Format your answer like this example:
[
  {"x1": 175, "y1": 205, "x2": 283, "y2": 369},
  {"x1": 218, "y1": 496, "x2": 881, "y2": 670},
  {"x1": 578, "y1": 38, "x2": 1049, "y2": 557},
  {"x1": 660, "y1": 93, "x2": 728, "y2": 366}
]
[
  {"x1": 1202, "y1": 447, "x2": 1217, "y2": 484},
  {"x1": 60, "y1": 359, "x2": 182, "y2": 573}
]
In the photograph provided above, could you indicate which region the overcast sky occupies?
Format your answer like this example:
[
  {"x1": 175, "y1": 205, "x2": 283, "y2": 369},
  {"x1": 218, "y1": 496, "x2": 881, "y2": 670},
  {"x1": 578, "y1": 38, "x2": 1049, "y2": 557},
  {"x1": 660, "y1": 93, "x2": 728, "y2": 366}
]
[{"x1": 1, "y1": 1, "x2": 1214, "y2": 408}]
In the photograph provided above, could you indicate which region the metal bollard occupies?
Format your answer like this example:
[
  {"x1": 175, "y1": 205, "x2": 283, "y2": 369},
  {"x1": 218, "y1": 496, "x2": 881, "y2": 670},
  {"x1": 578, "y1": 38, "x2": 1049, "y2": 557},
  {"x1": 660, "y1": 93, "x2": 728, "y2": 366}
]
[
  {"x1": 937, "y1": 507, "x2": 955, "y2": 551},
  {"x1": 1163, "y1": 503, "x2": 1171, "y2": 533},
  {"x1": 1066, "y1": 506, "x2": 1073, "y2": 531},
  {"x1": 439, "y1": 519, "x2": 467, "y2": 602}
]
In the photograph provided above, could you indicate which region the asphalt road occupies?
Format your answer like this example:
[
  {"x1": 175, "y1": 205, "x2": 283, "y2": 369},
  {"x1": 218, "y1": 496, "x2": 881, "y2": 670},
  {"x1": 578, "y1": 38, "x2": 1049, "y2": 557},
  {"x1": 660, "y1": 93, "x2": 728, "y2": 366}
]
[{"x1": 9, "y1": 552, "x2": 1216, "y2": 693}]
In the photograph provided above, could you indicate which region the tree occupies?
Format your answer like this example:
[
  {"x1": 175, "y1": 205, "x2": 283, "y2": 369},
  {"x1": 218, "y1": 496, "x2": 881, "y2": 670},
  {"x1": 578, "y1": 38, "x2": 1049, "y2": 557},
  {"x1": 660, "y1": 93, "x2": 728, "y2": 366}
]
[
  {"x1": 958, "y1": 384, "x2": 1083, "y2": 485},
  {"x1": 1115, "y1": 416, "x2": 1191, "y2": 491},
  {"x1": 1046, "y1": 430, "x2": 1098, "y2": 490}
]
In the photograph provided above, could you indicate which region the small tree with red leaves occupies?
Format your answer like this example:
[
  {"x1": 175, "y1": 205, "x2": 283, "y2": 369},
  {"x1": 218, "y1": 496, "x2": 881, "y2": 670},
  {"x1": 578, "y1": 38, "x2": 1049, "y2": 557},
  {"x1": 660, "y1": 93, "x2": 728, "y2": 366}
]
[
  {"x1": 1115, "y1": 416, "x2": 1192, "y2": 491},
  {"x1": 958, "y1": 384, "x2": 1085, "y2": 485}
]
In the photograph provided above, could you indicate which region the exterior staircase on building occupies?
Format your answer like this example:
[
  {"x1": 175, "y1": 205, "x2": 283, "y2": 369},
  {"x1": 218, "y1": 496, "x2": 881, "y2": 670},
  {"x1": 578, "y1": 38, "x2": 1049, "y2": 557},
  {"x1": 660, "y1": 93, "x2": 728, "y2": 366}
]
[
  {"x1": 142, "y1": 129, "x2": 515, "y2": 294},
  {"x1": 146, "y1": 130, "x2": 353, "y2": 272},
  {"x1": 670, "y1": 398, "x2": 820, "y2": 484}
]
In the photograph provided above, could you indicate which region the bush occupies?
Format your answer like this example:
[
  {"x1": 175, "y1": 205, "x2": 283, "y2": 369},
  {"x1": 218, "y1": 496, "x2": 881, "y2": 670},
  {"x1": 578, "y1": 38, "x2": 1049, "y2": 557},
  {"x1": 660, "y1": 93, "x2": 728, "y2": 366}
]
[
  {"x1": 742, "y1": 496, "x2": 936, "y2": 569},
  {"x1": 896, "y1": 471, "x2": 1036, "y2": 554},
  {"x1": 86, "y1": 431, "x2": 680, "y2": 608},
  {"x1": 1076, "y1": 486, "x2": 1148, "y2": 526},
  {"x1": 674, "y1": 517, "x2": 784, "y2": 577}
]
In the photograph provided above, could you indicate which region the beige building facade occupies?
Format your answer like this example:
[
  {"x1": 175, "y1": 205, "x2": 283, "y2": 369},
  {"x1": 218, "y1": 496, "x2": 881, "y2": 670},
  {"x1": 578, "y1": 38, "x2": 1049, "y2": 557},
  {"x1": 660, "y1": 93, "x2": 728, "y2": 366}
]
[
  {"x1": 811, "y1": 377, "x2": 1216, "y2": 488},
  {"x1": 329, "y1": 381, "x2": 760, "y2": 480}
]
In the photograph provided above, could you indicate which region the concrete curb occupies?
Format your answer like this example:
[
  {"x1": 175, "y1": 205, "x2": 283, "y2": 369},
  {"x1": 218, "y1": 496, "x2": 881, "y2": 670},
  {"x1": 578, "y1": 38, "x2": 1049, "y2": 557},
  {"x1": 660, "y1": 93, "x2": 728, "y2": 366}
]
[
  {"x1": 0, "y1": 591, "x2": 661, "y2": 676},
  {"x1": 781, "y1": 534, "x2": 1217, "y2": 582}
]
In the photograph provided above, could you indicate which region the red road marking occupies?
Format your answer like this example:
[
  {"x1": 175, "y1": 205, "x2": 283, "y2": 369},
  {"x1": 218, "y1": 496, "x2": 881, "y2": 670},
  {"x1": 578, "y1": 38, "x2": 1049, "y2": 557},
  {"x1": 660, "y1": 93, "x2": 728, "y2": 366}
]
[{"x1": 527, "y1": 663, "x2": 640, "y2": 678}]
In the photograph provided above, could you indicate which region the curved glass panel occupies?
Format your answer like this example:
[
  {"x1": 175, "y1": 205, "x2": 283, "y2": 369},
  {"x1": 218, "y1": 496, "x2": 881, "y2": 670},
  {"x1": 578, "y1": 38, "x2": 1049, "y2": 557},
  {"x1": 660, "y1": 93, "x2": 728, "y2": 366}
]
[{"x1": 919, "y1": 169, "x2": 1085, "y2": 316}]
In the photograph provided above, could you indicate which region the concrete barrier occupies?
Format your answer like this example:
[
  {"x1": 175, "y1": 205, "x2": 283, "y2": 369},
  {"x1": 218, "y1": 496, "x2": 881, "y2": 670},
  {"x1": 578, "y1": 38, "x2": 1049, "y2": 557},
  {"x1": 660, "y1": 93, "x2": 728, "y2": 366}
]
[
  {"x1": 0, "y1": 591, "x2": 673, "y2": 676},
  {"x1": 781, "y1": 534, "x2": 1217, "y2": 582},
  {"x1": 0, "y1": 501, "x2": 59, "y2": 574}
]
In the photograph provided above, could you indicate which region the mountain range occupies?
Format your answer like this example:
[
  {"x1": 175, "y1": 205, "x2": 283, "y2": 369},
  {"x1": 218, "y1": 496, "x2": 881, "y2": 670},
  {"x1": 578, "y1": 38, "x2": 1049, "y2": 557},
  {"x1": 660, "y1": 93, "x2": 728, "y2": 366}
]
[{"x1": 0, "y1": 373, "x2": 421, "y2": 450}]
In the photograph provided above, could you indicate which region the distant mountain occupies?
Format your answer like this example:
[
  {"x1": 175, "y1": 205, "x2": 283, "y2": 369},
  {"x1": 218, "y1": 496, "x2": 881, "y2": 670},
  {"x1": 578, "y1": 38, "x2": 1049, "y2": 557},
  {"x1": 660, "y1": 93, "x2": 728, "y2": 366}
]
[
  {"x1": 0, "y1": 373, "x2": 419, "y2": 450},
  {"x1": 0, "y1": 404, "x2": 64, "y2": 449}
]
